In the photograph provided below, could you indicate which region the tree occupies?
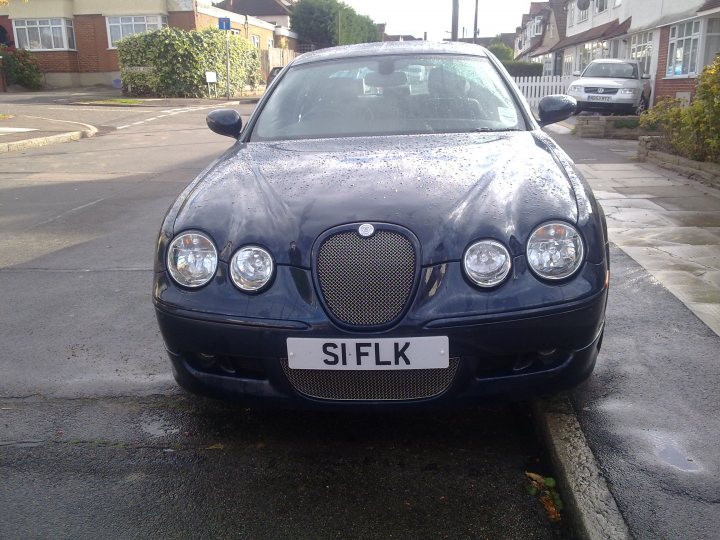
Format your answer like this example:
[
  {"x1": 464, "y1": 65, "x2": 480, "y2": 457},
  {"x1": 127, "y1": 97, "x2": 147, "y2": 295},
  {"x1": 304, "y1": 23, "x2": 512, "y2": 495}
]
[
  {"x1": 291, "y1": 0, "x2": 379, "y2": 49},
  {"x1": 487, "y1": 42, "x2": 514, "y2": 63}
]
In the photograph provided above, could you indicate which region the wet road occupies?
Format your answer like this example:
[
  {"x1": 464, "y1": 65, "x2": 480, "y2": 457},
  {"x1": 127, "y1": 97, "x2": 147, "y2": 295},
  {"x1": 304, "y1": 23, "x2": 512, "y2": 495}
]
[{"x1": 0, "y1": 101, "x2": 565, "y2": 539}]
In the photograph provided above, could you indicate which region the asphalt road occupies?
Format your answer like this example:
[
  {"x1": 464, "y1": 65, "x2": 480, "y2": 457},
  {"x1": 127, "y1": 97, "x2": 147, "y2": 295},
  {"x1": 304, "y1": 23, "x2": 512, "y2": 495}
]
[{"x1": 0, "y1": 100, "x2": 566, "y2": 539}]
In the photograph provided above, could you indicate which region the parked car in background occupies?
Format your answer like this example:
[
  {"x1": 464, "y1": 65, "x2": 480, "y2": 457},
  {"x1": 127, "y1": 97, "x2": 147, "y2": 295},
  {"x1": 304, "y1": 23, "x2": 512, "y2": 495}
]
[
  {"x1": 154, "y1": 41, "x2": 609, "y2": 409},
  {"x1": 266, "y1": 66, "x2": 282, "y2": 87},
  {"x1": 567, "y1": 59, "x2": 652, "y2": 115}
]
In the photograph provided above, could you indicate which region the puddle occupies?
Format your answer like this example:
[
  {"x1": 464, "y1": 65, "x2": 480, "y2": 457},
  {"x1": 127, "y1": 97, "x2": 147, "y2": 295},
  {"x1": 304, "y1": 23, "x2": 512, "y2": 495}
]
[
  {"x1": 649, "y1": 432, "x2": 701, "y2": 472},
  {"x1": 139, "y1": 412, "x2": 180, "y2": 438}
]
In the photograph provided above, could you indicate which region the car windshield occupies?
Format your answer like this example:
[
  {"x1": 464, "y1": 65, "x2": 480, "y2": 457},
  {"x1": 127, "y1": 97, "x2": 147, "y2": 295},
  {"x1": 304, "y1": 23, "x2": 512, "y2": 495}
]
[
  {"x1": 582, "y1": 62, "x2": 638, "y2": 79},
  {"x1": 250, "y1": 54, "x2": 526, "y2": 141}
]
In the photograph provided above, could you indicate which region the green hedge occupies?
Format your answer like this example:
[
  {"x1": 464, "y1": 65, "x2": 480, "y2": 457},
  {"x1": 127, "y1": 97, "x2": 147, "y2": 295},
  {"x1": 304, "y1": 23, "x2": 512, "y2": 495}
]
[
  {"x1": 502, "y1": 62, "x2": 543, "y2": 77},
  {"x1": 0, "y1": 45, "x2": 43, "y2": 89},
  {"x1": 117, "y1": 27, "x2": 262, "y2": 97},
  {"x1": 640, "y1": 56, "x2": 720, "y2": 163}
]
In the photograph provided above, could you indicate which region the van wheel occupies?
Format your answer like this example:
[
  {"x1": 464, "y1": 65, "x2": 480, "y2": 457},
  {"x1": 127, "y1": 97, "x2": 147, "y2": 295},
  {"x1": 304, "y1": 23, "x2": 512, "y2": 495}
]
[{"x1": 636, "y1": 95, "x2": 649, "y2": 115}]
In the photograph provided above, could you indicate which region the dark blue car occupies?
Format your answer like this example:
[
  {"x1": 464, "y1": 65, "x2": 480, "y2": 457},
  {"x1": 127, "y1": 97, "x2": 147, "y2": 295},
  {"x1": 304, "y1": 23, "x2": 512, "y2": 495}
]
[{"x1": 153, "y1": 41, "x2": 608, "y2": 408}]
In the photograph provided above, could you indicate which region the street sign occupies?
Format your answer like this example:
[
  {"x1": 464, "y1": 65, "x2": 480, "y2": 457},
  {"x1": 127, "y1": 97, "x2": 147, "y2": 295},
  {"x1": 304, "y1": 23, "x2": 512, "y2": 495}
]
[
  {"x1": 218, "y1": 17, "x2": 231, "y2": 31},
  {"x1": 205, "y1": 71, "x2": 217, "y2": 83}
]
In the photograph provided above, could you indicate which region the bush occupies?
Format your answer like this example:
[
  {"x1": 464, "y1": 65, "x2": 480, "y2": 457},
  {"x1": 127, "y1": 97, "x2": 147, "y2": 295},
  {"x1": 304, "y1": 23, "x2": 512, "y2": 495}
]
[
  {"x1": 0, "y1": 46, "x2": 43, "y2": 89},
  {"x1": 117, "y1": 27, "x2": 263, "y2": 97},
  {"x1": 502, "y1": 62, "x2": 543, "y2": 77},
  {"x1": 640, "y1": 56, "x2": 720, "y2": 163}
]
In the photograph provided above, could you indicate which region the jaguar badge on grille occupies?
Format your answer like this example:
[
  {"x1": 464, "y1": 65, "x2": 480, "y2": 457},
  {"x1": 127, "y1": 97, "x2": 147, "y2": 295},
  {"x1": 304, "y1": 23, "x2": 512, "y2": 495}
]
[{"x1": 358, "y1": 223, "x2": 375, "y2": 237}]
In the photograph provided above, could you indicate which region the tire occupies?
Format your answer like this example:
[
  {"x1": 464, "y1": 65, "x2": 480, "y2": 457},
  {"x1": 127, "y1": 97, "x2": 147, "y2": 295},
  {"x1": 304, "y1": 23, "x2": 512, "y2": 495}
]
[{"x1": 636, "y1": 94, "x2": 649, "y2": 115}]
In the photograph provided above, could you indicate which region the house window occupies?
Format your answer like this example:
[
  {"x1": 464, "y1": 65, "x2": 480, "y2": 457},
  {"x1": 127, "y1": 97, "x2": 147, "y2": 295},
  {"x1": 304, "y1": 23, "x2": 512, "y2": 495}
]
[
  {"x1": 596, "y1": 0, "x2": 608, "y2": 13},
  {"x1": 578, "y1": 6, "x2": 589, "y2": 23},
  {"x1": 563, "y1": 49, "x2": 575, "y2": 75},
  {"x1": 630, "y1": 32, "x2": 653, "y2": 75},
  {"x1": 667, "y1": 20, "x2": 700, "y2": 76},
  {"x1": 267, "y1": 37, "x2": 274, "y2": 49},
  {"x1": 252, "y1": 34, "x2": 260, "y2": 48},
  {"x1": 705, "y1": 18, "x2": 720, "y2": 68},
  {"x1": 13, "y1": 18, "x2": 75, "y2": 50},
  {"x1": 106, "y1": 15, "x2": 167, "y2": 48},
  {"x1": 533, "y1": 16, "x2": 543, "y2": 36},
  {"x1": 567, "y1": 1, "x2": 575, "y2": 26}
]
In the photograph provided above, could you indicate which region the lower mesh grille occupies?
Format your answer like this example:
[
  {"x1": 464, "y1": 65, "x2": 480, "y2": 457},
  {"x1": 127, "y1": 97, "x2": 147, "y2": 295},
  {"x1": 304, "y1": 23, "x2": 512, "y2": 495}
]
[{"x1": 281, "y1": 358, "x2": 459, "y2": 401}]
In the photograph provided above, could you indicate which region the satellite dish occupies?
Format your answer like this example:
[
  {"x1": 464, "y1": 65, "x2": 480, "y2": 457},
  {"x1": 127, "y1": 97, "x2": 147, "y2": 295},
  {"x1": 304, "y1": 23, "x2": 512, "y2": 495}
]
[{"x1": 576, "y1": 0, "x2": 591, "y2": 10}]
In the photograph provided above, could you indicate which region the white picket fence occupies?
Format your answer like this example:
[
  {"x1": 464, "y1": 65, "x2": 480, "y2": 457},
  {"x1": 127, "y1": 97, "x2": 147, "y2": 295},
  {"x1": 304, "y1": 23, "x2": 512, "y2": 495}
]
[{"x1": 513, "y1": 75, "x2": 574, "y2": 110}]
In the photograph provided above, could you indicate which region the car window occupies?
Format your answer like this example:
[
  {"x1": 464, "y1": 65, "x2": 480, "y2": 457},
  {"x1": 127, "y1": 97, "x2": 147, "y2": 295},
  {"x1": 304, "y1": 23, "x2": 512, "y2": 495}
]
[
  {"x1": 250, "y1": 54, "x2": 526, "y2": 141},
  {"x1": 582, "y1": 62, "x2": 638, "y2": 79}
]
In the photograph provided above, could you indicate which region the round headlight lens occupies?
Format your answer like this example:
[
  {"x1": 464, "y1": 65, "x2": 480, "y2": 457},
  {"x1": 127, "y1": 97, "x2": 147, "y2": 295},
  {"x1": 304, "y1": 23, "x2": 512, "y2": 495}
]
[
  {"x1": 230, "y1": 246, "x2": 274, "y2": 292},
  {"x1": 527, "y1": 222, "x2": 584, "y2": 280},
  {"x1": 167, "y1": 232, "x2": 218, "y2": 288},
  {"x1": 463, "y1": 240, "x2": 512, "y2": 287}
]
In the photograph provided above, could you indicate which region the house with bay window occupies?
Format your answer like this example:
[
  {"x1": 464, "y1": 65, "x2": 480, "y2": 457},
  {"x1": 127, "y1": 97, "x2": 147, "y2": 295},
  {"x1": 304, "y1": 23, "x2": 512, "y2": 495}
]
[
  {"x1": 514, "y1": 1, "x2": 568, "y2": 75},
  {"x1": 0, "y1": 0, "x2": 298, "y2": 87},
  {"x1": 537, "y1": 0, "x2": 720, "y2": 103}
]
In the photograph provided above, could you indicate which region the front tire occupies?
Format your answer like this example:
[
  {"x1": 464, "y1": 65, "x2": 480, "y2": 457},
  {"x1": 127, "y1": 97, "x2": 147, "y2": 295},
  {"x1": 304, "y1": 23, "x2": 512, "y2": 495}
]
[{"x1": 636, "y1": 94, "x2": 649, "y2": 115}]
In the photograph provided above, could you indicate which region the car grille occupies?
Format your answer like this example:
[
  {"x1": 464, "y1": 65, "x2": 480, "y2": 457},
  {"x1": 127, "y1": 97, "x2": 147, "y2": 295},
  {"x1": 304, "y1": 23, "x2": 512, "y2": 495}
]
[
  {"x1": 316, "y1": 228, "x2": 416, "y2": 327},
  {"x1": 281, "y1": 358, "x2": 459, "y2": 401},
  {"x1": 584, "y1": 87, "x2": 619, "y2": 95}
]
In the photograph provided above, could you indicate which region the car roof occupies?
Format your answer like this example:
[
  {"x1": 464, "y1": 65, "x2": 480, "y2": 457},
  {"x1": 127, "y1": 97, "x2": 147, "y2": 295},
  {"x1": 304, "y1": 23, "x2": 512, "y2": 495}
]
[{"x1": 293, "y1": 41, "x2": 489, "y2": 66}]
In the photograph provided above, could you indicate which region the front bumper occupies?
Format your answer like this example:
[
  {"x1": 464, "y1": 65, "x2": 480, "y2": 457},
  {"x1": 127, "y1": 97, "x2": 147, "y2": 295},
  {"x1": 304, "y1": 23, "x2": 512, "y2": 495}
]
[
  {"x1": 570, "y1": 93, "x2": 639, "y2": 113},
  {"x1": 154, "y1": 286, "x2": 607, "y2": 409}
]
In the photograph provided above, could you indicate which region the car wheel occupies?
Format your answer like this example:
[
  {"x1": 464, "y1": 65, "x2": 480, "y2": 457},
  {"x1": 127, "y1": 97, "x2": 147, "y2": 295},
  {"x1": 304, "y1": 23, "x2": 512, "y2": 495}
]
[{"x1": 636, "y1": 94, "x2": 649, "y2": 115}]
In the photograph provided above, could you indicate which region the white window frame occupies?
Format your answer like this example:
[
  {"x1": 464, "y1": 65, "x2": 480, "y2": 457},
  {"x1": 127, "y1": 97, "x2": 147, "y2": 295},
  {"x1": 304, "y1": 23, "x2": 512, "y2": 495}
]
[
  {"x1": 630, "y1": 31, "x2": 653, "y2": 76},
  {"x1": 567, "y1": 1, "x2": 575, "y2": 27},
  {"x1": 251, "y1": 34, "x2": 260, "y2": 48},
  {"x1": 578, "y1": 6, "x2": 589, "y2": 23},
  {"x1": 106, "y1": 15, "x2": 167, "y2": 49},
  {"x1": 533, "y1": 16, "x2": 543, "y2": 36},
  {"x1": 12, "y1": 18, "x2": 75, "y2": 51},
  {"x1": 267, "y1": 37, "x2": 274, "y2": 49},
  {"x1": 596, "y1": 0, "x2": 608, "y2": 14},
  {"x1": 666, "y1": 19, "x2": 701, "y2": 77},
  {"x1": 704, "y1": 17, "x2": 720, "y2": 69}
]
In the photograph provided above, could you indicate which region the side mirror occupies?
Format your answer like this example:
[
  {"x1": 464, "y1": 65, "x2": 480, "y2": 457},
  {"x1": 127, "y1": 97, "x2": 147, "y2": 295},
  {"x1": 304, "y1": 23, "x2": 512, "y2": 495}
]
[
  {"x1": 572, "y1": 71, "x2": 581, "y2": 77},
  {"x1": 641, "y1": 73, "x2": 651, "y2": 79},
  {"x1": 538, "y1": 94, "x2": 577, "y2": 127},
  {"x1": 206, "y1": 109, "x2": 242, "y2": 139}
]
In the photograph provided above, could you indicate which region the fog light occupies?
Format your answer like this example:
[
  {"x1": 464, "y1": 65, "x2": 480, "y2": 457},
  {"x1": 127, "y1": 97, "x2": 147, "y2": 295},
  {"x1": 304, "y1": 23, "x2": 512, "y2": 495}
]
[{"x1": 196, "y1": 353, "x2": 216, "y2": 369}]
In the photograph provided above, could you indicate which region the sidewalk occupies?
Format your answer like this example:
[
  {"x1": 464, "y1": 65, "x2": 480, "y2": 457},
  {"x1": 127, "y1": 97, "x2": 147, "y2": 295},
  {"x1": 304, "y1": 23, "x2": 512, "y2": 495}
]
[
  {"x1": 0, "y1": 114, "x2": 97, "y2": 153},
  {"x1": 580, "y1": 151, "x2": 720, "y2": 336}
]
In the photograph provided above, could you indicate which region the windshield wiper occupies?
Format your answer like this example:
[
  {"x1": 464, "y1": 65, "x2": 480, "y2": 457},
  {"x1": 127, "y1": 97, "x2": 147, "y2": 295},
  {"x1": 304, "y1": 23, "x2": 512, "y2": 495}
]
[{"x1": 469, "y1": 127, "x2": 522, "y2": 133}]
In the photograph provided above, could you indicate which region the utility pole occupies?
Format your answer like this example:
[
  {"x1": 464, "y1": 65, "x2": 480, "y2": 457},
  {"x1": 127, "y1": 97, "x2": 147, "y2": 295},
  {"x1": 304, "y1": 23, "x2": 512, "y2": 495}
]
[
  {"x1": 451, "y1": 0, "x2": 459, "y2": 41},
  {"x1": 473, "y1": 0, "x2": 479, "y2": 44}
]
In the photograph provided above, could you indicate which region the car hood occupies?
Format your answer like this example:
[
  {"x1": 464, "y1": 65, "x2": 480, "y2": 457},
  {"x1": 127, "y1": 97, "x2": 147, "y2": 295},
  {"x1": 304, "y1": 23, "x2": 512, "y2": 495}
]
[
  {"x1": 572, "y1": 77, "x2": 640, "y2": 88},
  {"x1": 174, "y1": 132, "x2": 579, "y2": 267}
]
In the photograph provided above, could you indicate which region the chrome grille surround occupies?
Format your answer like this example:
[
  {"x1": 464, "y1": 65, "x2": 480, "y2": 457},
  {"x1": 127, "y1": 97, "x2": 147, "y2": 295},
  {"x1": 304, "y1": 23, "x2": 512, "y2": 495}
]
[
  {"x1": 281, "y1": 358, "x2": 459, "y2": 401},
  {"x1": 315, "y1": 226, "x2": 417, "y2": 327},
  {"x1": 585, "y1": 87, "x2": 619, "y2": 95}
]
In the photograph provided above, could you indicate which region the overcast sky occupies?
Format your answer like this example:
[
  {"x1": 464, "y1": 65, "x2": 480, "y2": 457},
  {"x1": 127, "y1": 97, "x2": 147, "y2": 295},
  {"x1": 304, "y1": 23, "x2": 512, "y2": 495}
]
[{"x1": 341, "y1": 0, "x2": 531, "y2": 41}]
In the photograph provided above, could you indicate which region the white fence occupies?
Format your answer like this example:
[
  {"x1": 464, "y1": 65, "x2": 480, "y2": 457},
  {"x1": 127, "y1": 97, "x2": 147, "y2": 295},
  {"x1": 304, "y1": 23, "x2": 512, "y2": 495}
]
[{"x1": 513, "y1": 75, "x2": 574, "y2": 110}]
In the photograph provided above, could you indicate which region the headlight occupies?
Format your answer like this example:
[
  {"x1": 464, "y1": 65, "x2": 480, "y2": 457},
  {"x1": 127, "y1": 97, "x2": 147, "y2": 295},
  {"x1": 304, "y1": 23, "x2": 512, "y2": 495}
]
[
  {"x1": 230, "y1": 246, "x2": 274, "y2": 292},
  {"x1": 167, "y1": 231, "x2": 218, "y2": 288},
  {"x1": 568, "y1": 85, "x2": 582, "y2": 92},
  {"x1": 463, "y1": 240, "x2": 512, "y2": 288},
  {"x1": 619, "y1": 88, "x2": 637, "y2": 95},
  {"x1": 527, "y1": 222, "x2": 584, "y2": 280}
]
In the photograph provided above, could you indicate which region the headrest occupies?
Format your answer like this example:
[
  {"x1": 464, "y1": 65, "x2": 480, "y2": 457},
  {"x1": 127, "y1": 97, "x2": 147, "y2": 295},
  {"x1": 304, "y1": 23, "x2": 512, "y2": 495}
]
[{"x1": 428, "y1": 67, "x2": 469, "y2": 97}]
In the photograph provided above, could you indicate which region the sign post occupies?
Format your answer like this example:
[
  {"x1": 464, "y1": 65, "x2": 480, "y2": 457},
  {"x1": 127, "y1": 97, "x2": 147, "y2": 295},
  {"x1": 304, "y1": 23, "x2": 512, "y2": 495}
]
[{"x1": 218, "y1": 17, "x2": 231, "y2": 99}]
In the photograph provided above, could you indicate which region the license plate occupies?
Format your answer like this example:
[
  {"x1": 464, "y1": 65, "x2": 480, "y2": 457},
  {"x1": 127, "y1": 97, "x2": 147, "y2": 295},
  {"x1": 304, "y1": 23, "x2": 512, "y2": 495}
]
[
  {"x1": 287, "y1": 336, "x2": 449, "y2": 370},
  {"x1": 588, "y1": 95, "x2": 611, "y2": 101}
]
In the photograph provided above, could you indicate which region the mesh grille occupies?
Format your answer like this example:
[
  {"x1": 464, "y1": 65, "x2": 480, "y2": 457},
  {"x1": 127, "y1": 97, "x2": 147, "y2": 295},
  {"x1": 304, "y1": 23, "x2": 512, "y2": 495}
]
[
  {"x1": 316, "y1": 229, "x2": 416, "y2": 326},
  {"x1": 281, "y1": 358, "x2": 459, "y2": 401}
]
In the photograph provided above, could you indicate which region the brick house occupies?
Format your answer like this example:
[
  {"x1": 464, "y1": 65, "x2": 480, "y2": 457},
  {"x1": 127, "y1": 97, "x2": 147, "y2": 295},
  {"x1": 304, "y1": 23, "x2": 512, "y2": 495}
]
[
  {"x1": 533, "y1": 1, "x2": 719, "y2": 104},
  {"x1": 0, "y1": 0, "x2": 298, "y2": 87}
]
